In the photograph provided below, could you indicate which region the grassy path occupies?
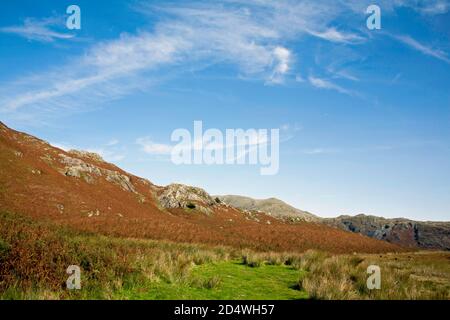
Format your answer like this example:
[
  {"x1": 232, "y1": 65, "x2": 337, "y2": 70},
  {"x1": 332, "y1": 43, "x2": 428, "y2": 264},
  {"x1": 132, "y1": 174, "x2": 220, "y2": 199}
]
[{"x1": 118, "y1": 261, "x2": 308, "y2": 300}]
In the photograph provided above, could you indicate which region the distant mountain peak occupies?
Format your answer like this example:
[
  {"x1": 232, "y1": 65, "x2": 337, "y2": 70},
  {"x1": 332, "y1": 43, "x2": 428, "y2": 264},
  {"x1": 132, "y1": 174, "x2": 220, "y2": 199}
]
[{"x1": 217, "y1": 195, "x2": 320, "y2": 222}]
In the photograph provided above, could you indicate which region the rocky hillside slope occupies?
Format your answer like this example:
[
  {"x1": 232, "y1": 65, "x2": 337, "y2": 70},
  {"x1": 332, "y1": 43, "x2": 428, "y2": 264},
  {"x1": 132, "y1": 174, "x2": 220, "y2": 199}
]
[
  {"x1": 0, "y1": 121, "x2": 401, "y2": 254},
  {"x1": 217, "y1": 195, "x2": 319, "y2": 222},
  {"x1": 324, "y1": 215, "x2": 450, "y2": 250}
]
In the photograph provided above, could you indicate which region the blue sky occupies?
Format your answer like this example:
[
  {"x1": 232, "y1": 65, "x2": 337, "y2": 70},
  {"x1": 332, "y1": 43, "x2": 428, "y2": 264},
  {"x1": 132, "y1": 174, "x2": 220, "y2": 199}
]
[{"x1": 1, "y1": 0, "x2": 449, "y2": 221}]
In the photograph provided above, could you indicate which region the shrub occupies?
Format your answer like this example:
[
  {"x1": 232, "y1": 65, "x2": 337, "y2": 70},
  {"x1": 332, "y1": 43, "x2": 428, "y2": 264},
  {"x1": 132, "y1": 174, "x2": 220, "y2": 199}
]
[
  {"x1": 242, "y1": 252, "x2": 263, "y2": 268},
  {"x1": 204, "y1": 276, "x2": 222, "y2": 289},
  {"x1": 298, "y1": 250, "x2": 329, "y2": 272}
]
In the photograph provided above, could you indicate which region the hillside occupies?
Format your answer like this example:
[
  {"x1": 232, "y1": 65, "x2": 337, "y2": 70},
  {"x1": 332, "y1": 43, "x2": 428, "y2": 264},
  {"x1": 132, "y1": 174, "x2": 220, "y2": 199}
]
[{"x1": 0, "y1": 121, "x2": 400, "y2": 254}]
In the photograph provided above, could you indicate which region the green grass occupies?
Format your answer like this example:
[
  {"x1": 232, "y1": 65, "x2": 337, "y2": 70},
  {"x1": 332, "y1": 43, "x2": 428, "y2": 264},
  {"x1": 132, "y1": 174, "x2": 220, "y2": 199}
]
[{"x1": 115, "y1": 261, "x2": 307, "y2": 300}]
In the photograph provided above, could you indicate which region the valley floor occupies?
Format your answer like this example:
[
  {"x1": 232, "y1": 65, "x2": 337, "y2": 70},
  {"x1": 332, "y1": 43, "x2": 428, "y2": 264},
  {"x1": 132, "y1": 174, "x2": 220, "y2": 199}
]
[{"x1": 0, "y1": 211, "x2": 449, "y2": 300}]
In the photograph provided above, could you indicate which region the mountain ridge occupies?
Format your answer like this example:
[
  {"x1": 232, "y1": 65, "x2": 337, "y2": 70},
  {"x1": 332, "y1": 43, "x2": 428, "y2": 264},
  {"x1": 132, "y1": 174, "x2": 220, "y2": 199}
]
[{"x1": 218, "y1": 194, "x2": 450, "y2": 250}]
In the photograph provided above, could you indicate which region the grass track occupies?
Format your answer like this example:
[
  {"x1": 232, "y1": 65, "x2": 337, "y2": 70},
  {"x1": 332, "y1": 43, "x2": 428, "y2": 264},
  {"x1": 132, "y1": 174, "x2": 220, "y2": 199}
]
[{"x1": 116, "y1": 261, "x2": 307, "y2": 300}]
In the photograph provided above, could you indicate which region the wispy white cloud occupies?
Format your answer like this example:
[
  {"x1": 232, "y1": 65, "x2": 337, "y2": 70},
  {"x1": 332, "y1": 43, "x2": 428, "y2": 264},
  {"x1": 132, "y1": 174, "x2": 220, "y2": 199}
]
[
  {"x1": 414, "y1": 0, "x2": 450, "y2": 15},
  {"x1": 394, "y1": 34, "x2": 450, "y2": 64},
  {"x1": 0, "y1": 17, "x2": 74, "y2": 42},
  {"x1": 298, "y1": 141, "x2": 446, "y2": 157},
  {"x1": 327, "y1": 67, "x2": 360, "y2": 82},
  {"x1": 136, "y1": 137, "x2": 173, "y2": 155},
  {"x1": 302, "y1": 148, "x2": 340, "y2": 155},
  {"x1": 308, "y1": 76, "x2": 354, "y2": 96},
  {"x1": 136, "y1": 122, "x2": 299, "y2": 157},
  {"x1": 2, "y1": 0, "x2": 447, "y2": 118},
  {"x1": 0, "y1": 0, "x2": 370, "y2": 115},
  {"x1": 295, "y1": 75, "x2": 305, "y2": 83},
  {"x1": 268, "y1": 46, "x2": 291, "y2": 84},
  {"x1": 136, "y1": 131, "x2": 271, "y2": 156},
  {"x1": 0, "y1": 31, "x2": 187, "y2": 111},
  {"x1": 299, "y1": 145, "x2": 394, "y2": 156},
  {"x1": 390, "y1": 72, "x2": 403, "y2": 84},
  {"x1": 306, "y1": 27, "x2": 364, "y2": 44},
  {"x1": 342, "y1": 0, "x2": 450, "y2": 15},
  {"x1": 106, "y1": 139, "x2": 119, "y2": 146}
]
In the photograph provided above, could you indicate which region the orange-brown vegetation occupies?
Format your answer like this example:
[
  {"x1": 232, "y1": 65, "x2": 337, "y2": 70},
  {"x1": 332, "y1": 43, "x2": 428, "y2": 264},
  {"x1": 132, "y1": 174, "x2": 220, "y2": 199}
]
[{"x1": 0, "y1": 121, "x2": 403, "y2": 254}]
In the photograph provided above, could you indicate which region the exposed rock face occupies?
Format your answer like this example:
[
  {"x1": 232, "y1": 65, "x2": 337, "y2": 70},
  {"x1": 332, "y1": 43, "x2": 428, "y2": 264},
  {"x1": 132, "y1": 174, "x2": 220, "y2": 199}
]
[
  {"x1": 325, "y1": 215, "x2": 450, "y2": 250},
  {"x1": 158, "y1": 184, "x2": 216, "y2": 214},
  {"x1": 217, "y1": 195, "x2": 320, "y2": 222},
  {"x1": 58, "y1": 153, "x2": 136, "y2": 192},
  {"x1": 104, "y1": 169, "x2": 136, "y2": 193},
  {"x1": 59, "y1": 153, "x2": 102, "y2": 183}
]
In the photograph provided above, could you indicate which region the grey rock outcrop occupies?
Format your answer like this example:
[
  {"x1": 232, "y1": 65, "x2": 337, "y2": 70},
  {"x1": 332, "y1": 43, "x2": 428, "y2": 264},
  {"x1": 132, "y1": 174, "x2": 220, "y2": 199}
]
[
  {"x1": 59, "y1": 153, "x2": 102, "y2": 183},
  {"x1": 59, "y1": 153, "x2": 136, "y2": 193},
  {"x1": 104, "y1": 169, "x2": 136, "y2": 193},
  {"x1": 325, "y1": 214, "x2": 450, "y2": 250},
  {"x1": 158, "y1": 183, "x2": 216, "y2": 214}
]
